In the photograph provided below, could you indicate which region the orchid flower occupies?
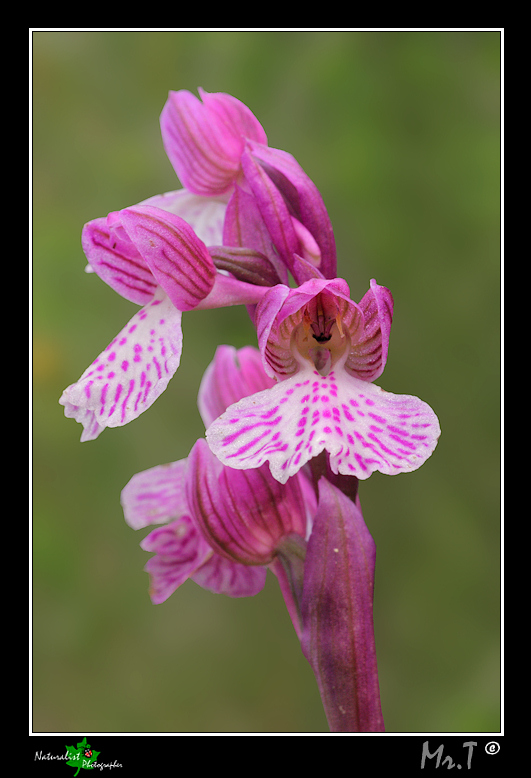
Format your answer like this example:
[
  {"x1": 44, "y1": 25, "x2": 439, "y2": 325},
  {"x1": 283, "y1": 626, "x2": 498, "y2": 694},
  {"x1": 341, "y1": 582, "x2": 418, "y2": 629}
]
[
  {"x1": 121, "y1": 345, "x2": 315, "y2": 615},
  {"x1": 59, "y1": 195, "x2": 272, "y2": 441},
  {"x1": 206, "y1": 277, "x2": 440, "y2": 483},
  {"x1": 160, "y1": 88, "x2": 337, "y2": 283},
  {"x1": 121, "y1": 451, "x2": 269, "y2": 602}
]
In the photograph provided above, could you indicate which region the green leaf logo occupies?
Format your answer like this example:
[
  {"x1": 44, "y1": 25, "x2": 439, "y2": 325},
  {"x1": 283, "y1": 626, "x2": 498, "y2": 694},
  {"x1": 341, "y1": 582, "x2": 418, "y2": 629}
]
[{"x1": 65, "y1": 737, "x2": 100, "y2": 776}]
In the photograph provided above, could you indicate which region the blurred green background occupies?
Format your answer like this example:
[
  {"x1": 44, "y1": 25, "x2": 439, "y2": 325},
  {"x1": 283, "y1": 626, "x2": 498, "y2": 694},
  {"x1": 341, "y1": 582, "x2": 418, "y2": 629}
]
[{"x1": 33, "y1": 30, "x2": 501, "y2": 733}]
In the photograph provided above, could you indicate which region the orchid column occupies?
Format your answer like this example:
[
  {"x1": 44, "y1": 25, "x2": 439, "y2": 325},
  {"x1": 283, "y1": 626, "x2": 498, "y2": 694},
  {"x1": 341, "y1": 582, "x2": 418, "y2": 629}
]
[{"x1": 60, "y1": 88, "x2": 440, "y2": 733}]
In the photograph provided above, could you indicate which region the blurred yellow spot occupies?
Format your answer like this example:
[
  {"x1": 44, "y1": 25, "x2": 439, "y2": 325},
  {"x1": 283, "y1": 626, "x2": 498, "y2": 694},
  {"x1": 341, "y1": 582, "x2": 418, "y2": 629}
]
[{"x1": 33, "y1": 336, "x2": 62, "y2": 385}]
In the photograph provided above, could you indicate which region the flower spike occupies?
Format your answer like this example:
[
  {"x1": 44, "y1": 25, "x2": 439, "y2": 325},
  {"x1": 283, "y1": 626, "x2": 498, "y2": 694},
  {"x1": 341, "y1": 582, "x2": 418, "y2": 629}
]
[{"x1": 65, "y1": 84, "x2": 442, "y2": 734}]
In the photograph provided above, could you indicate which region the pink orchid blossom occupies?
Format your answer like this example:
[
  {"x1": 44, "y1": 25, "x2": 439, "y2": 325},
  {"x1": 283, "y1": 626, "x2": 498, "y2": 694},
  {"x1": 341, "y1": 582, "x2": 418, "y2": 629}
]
[
  {"x1": 121, "y1": 345, "x2": 315, "y2": 610},
  {"x1": 206, "y1": 277, "x2": 440, "y2": 483},
  {"x1": 160, "y1": 88, "x2": 337, "y2": 283},
  {"x1": 60, "y1": 195, "x2": 270, "y2": 441},
  {"x1": 121, "y1": 452, "x2": 269, "y2": 602}
]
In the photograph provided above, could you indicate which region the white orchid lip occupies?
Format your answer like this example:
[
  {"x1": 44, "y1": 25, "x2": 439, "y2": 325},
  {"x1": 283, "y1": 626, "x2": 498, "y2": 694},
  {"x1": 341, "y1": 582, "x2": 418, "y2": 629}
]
[{"x1": 59, "y1": 288, "x2": 183, "y2": 441}]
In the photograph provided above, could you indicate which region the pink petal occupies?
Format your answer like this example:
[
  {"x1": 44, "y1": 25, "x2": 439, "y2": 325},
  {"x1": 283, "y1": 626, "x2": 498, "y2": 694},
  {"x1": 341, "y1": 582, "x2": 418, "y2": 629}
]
[
  {"x1": 121, "y1": 459, "x2": 189, "y2": 530},
  {"x1": 291, "y1": 216, "x2": 321, "y2": 267},
  {"x1": 206, "y1": 363, "x2": 440, "y2": 484},
  {"x1": 160, "y1": 88, "x2": 267, "y2": 196},
  {"x1": 81, "y1": 192, "x2": 227, "y2": 305},
  {"x1": 347, "y1": 280, "x2": 394, "y2": 382},
  {"x1": 191, "y1": 554, "x2": 267, "y2": 598},
  {"x1": 59, "y1": 290, "x2": 183, "y2": 440},
  {"x1": 223, "y1": 185, "x2": 289, "y2": 285},
  {"x1": 140, "y1": 189, "x2": 228, "y2": 246},
  {"x1": 199, "y1": 88, "x2": 267, "y2": 150},
  {"x1": 141, "y1": 516, "x2": 212, "y2": 604},
  {"x1": 240, "y1": 148, "x2": 300, "y2": 277},
  {"x1": 82, "y1": 215, "x2": 157, "y2": 305},
  {"x1": 119, "y1": 205, "x2": 216, "y2": 311},
  {"x1": 245, "y1": 140, "x2": 337, "y2": 280},
  {"x1": 255, "y1": 284, "x2": 293, "y2": 378},
  {"x1": 187, "y1": 439, "x2": 308, "y2": 565},
  {"x1": 197, "y1": 345, "x2": 275, "y2": 428}
]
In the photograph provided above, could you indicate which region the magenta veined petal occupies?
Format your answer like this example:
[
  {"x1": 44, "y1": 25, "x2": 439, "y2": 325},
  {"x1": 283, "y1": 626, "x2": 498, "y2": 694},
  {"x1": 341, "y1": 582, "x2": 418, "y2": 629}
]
[
  {"x1": 254, "y1": 277, "x2": 393, "y2": 384},
  {"x1": 244, "y1": 140, "x2": 337, "y2": 280},
  {"x1": 187, "y1": 439, "x2": 308, "y2": 565},
  {"x1": 122, "y1": 451, "x2": 268, "y2": 602},
  {"x1": 82, "y1": 215, "x2": 157, "y2": 306},
  {"x1": 141, "y1": 515, "x2": 266, "y2": 603},
  {"x1": 121, "y1": 459, "x2": 189, "y2": 530},
  {"x1": 141, "y1": 515, "x2": 213, "y2": 604},
  {"x1": 140, "y1": 189, "x2": 228, "y2": 246},
  {"x1": 223, "y1": 185, "x2": 289, "y2": 285},
  {"x1": 59, "y1": 289, "x2": 183, "y2": 441},
  {"x1": 160, "y1": 88, "x2": 267, "y2": 196},
  {"x1": 197, "y1": 344, "x2": 276, "y2": 428},
  {"x1": 240, "y1": 148, "x2": 301, "y2": 279},
  {"x1": 81, "y1": 190, "x2": 228, "y2": 306},
  {"x1": 346, "y1": 280, "x2": 394, "y2": 382},
  {"x1": 199, "y1": 88, "x2": 267, "y2": 152},
  {"x1": 206, "y1": 362, "x2": 440, "y2": 484},
  {"x1": 119, "y1": 204, "x2": 217, "y2": 311},
  {"x1": 191, "y1": 554, "x2": 267, "y2": 598}
]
